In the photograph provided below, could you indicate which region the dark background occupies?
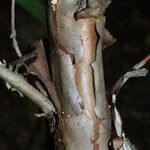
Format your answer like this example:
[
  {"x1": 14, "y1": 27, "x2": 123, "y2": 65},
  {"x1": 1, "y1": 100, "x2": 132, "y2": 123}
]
[{"x1": 0, "y1": 0, "x2": 149, "y2": 149}]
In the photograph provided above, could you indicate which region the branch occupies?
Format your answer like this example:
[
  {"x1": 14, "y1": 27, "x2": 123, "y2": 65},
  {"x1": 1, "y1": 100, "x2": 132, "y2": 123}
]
[
  {"x1": 10, "y1": 0, "x2": 22, "y2": 57},
  {"x1": 0, "y1": 64, "x2": 55, "y2": 119}
]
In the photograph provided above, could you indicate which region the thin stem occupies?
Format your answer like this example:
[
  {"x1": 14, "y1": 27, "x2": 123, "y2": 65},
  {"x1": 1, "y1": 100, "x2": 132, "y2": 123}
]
[{"x1": 10, "y1": 0, "x2": 22, "y2": 57}]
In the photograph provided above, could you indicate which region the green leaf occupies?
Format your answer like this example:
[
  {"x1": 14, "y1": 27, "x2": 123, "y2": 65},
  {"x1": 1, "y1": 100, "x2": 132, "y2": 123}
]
[{"x1": 16, "y1": 0, "x2": 45, "y2": 24}]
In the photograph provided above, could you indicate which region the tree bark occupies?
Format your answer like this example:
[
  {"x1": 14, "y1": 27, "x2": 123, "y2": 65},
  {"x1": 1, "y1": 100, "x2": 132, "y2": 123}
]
[{"x1": 47, "y1": 0, "x2": 115, "y2": 149}]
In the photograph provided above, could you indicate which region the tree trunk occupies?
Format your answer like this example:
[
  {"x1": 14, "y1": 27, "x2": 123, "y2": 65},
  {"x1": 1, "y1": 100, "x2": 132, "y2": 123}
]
[{"x1": 47, "y1": 0, "x2": 115, "y2": 149}]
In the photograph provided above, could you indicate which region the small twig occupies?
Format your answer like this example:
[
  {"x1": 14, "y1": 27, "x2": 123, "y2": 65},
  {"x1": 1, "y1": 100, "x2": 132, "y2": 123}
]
[
  {"x1": 0, "y1": 64, "x2": 55, "y2": 119},
  {"x1": 10, "y1": 0, "x2": 22, "y2": 57},
  {"x1": 10, "y1": 50, "x2": 37, "y2": 66},
  {"x1": 133, "y1": 54, "x2": 150, "y2": 70},
  {"x1": 112, "y1": 54, "x2": 150, "y2": 96},
  {"x1": 35, "y1": 113, "x2": 47, "y2": 118},
  {"x1": 112, "y1": 68, "x2": 149, "y2": 95},
  {"x1": 111, "y1": 68, "x2": 149, "y2": 136},
  {"x1": 110, "y1": 57, "x2": 149, "y2": 149}
]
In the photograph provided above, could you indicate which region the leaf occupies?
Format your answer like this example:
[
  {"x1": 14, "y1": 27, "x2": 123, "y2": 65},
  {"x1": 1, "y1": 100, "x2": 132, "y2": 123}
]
[{"x1": 16, "y1": 0, "x2": 45, "y2": 24}]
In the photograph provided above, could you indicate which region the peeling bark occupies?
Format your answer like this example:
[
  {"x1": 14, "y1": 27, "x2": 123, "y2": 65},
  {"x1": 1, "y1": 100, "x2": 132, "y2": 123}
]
[{"x1": 48, "y1": 0, "x2": 115, "y2": 149}]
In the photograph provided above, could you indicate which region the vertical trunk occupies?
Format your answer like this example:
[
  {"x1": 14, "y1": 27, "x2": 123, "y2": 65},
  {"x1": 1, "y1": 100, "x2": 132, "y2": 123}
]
[{"x1": 47, "y1": 0, "x2": 114, "y2": 149}]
